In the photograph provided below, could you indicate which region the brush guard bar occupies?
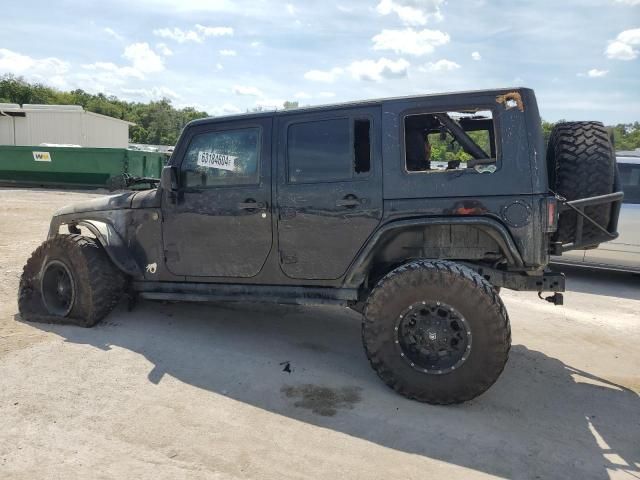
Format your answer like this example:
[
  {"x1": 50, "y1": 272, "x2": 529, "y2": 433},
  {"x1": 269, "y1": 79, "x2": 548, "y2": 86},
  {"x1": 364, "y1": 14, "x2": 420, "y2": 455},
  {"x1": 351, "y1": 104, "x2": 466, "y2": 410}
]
[{"x1": 551, "y1": 185, "x2": 624, "y2": 253}]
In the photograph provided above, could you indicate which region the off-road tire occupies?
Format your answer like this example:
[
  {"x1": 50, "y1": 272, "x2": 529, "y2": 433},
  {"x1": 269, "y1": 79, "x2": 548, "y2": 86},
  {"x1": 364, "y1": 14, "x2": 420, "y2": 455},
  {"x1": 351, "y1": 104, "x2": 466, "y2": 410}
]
[
  {"x1": 18, "y1": 234, "x2": 125, "y2": 327},
  {"x1": 362, "y1": 260, "x2": 511, "y2": 404},
  {"x1": 547, "y1": 121, "x2": 615, "y2": 245}
]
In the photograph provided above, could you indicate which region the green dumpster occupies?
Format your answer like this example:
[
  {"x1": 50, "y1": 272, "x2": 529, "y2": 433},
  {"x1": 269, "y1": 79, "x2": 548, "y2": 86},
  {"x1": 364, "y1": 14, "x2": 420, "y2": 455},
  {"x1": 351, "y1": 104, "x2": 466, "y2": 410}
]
[{"x1": 0, "y1": 145, "x2": 168, "y2": 188}]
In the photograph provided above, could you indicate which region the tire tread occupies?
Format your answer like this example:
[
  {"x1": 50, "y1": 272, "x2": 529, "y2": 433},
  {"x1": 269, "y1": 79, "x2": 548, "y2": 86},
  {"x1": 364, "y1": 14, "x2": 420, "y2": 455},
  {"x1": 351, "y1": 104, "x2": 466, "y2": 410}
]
[
  {"x1": 362, "y1": 260, "x2": 511, "y2": 404},
  {"x1": 18, "y1": 234, "x2": 124, "y2": 327},
  {"x1": 547, "y1": 121, "x2": 615, "y2": 244}
]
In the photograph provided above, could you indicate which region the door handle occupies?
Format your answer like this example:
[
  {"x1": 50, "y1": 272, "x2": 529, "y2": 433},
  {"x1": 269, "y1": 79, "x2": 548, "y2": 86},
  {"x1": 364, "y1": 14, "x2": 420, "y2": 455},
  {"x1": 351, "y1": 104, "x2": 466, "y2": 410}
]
[
  {"x1": 336, "y1": 196, "x2": 362, "y2": 208},
  {"x1": 238, "y1": 201, "x2": 266, "y2": 210}
]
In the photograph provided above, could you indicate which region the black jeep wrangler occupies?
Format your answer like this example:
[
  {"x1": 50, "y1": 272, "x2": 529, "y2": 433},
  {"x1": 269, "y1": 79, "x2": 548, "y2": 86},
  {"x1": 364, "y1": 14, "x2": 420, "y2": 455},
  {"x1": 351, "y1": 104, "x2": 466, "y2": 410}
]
[{"x1": 18, "y1": 88, "x2": 623, "y2": 404}]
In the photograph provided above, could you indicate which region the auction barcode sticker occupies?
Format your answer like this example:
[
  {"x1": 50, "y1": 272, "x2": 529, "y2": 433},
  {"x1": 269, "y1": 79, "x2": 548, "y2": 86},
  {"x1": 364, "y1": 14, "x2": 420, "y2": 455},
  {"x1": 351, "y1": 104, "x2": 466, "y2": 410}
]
[
  {"x1": 197, "y1": 151, "x2": 237, "y2": 171},
  {"x1": 33, "y1": 151, "x2": 52, "y2": 162}
]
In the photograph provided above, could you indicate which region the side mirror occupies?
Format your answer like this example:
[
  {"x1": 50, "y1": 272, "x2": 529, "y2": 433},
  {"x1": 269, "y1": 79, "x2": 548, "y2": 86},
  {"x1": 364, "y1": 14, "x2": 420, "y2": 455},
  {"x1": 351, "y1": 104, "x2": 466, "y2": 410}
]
[{"x1": 160, "y1": 166, "x2": 178, "y2": 192}]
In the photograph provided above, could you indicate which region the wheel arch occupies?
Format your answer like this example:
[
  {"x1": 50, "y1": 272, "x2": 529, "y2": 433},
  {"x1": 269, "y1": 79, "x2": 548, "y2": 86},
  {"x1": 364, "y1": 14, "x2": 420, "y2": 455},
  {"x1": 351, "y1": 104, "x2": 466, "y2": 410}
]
[
  {"x1": 343, "y1": 217, "x2": 524, "y2": 289},
  {"x1": 48, "y1": 217, "x2": 140, "y2": 277}
]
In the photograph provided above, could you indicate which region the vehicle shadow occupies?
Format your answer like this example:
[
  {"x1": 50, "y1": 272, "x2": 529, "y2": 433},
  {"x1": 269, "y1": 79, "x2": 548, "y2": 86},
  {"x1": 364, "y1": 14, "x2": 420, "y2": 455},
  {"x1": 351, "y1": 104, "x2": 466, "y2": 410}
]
[
  {"x1": 19, "y1": 301, "x2": 640, "y2": 479},
  {"x1": 554, "y1": 265, "x2": 640, "y2": 301}
]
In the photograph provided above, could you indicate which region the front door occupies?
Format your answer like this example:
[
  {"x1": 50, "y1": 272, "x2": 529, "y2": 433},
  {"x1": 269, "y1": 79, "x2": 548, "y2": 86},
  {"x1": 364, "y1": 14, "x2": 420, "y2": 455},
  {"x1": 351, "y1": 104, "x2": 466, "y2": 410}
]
[
  {"x1": 162, "y1": 118, "x2": 272, "y2": 277},
  {"x1": 276, "y1": 107, "x2": 382, "y2": 279}
]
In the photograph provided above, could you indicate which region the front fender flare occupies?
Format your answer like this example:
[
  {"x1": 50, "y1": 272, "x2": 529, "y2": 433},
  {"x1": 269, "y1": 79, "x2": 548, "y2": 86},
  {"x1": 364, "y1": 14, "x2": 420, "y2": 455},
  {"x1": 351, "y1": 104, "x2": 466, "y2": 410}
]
[
  {"x1": 343, "y1": 216, "x2": 525, "y2": 289},
  {"x1": 49, "y1": 218, "x2": 141, "y2": 277}
]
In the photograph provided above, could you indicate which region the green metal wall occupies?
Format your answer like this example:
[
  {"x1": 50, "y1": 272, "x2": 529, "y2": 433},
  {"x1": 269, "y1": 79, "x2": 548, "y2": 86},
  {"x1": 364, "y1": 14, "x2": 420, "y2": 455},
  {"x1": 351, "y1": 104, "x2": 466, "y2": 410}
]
[{"x1": 0, "y1": 145, "x2": 168, "y2": 188}]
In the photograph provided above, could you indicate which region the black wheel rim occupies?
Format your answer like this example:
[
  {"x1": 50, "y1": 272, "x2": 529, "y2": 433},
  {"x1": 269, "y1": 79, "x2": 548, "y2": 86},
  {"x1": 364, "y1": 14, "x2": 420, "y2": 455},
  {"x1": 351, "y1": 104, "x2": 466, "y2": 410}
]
[
  {"x1": 395, "y1": 300, "x2": 472, "y2": 375},
  {"x1": 41, "y1": 260, "x2": 75, "y2": 317}
]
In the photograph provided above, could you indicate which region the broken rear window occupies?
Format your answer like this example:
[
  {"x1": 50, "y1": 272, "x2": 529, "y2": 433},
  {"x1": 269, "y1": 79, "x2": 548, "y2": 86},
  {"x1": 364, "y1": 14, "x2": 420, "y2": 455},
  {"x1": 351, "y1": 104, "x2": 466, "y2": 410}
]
[{"x1": 404, "y1": 109, "x2": 497, "y2": 174}]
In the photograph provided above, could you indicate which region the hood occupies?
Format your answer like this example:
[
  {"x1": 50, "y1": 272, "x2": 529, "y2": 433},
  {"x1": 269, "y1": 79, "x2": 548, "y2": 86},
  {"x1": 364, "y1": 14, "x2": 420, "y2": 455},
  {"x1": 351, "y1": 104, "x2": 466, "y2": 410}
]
[{"x1": 54, "y1": 191, "x2": 138, "y2": 216}]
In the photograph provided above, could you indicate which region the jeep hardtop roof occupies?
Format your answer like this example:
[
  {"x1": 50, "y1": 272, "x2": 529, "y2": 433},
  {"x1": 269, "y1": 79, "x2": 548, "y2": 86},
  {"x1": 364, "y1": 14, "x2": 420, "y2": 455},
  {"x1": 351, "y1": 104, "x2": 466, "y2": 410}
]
[{"x1": 187, "y1": 86, "x2": 532, "y2": 128}]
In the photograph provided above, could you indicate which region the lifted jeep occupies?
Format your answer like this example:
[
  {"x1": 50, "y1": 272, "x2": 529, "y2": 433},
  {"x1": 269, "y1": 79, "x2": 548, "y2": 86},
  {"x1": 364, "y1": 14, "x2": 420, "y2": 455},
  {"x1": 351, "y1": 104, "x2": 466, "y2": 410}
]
[{"x1": 18, "y1": 88, "x2": 623, "y2": 404}]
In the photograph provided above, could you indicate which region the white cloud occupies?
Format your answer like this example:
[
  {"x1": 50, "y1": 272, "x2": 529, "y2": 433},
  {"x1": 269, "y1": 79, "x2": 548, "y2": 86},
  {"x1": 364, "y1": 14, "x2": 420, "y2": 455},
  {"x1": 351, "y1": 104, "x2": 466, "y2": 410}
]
[
  {"x1": 606, "y1": 28, "x2": 640, "y2": 60},
  {"x1": 219, "y1": 49, "x2": 237, "y2": 56},
  {"x1": 471, "y1": 51, "x2": 481, "y2": 61},
  {"x1": 0, "y1": 48, "x2": 69, "y2": 76},
  {"x1": 82, "y1": 42, "x2": 167, "y2": 83},
  {"x1": 103, "y1": 27, "x2": 124, "y2": 41},
  {"x1": 156, "y1": 43, "x2": 173, "y2": 56},
  {"x1": 250, "y1": 41, "x2": 262, "y2": 48},
  {"x1": 82, "y1": 61, "x2": 143, "y2": 79},
  {"x1": 216, "y1": 63, "x2": 224, "y2": 70},
  {"x1": 348, "y1": 58, "x2": 410, "y2": 81},
  {"x1": 304, "y1": 67, "x2": 344, "y2": 83},
  {"x1": 48, "y1": 75, "x2": 68, "y2": 89},
  {"x1": 376, "y1": 0, "x2": 444, "y2": 26},
  {"x1": 372, "y1": 28, "x2": 450, "y2": 56},
  {"x1": 286, "y1": 3, "x2": 296, "y2": 15},
  {"x1": 618, "y1": 28, "x2": 640, "y2": 44},
  {"x1": 214, "y1": 103, "x2": 242, "y2": 115},
  {"x1": 123, "y1": 42, "x2": 164, "y2": 73},
  {"x1": 153, "y1": 24, "x2": 233, "y2": 43},
  {"x1": 153, "y1": 27, "x2": 200, "y2": 43},
  {"x1": 195, "y1": 24, "x2": 234, "y2": 37},
  {"x1": 293, "y1": 91, "x2": 334, "y2": 99},
  {"x1": 255, "y1": 98, "x2": 285, "y2": 109},
  {"x1": 587, "y1": 68, "x2": 609, "y2": 77},
  {"x1": 606, "y1": 41, "x2": 636, "y2": 60},
  {"x1": 120, "y1": 86, "x2": 181, "y2": 100},
  {"x1": 613, "y1": 0, "x2": 640, "y2": 5},
  {"x1": 420, "y1": 59, "x2": 460, "y2": 72},
  {"x1": 232, "y1": 85, "x2": 263, "y2": 96}
]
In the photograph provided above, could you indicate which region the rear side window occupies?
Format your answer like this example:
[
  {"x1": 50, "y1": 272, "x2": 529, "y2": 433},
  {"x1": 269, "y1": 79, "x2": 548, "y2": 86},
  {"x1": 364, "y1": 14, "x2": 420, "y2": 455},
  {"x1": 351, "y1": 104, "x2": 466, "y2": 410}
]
[
  {"x1": 619, "y1": 162, "x2": 640, "y2": 204},
  {"x1": 287, "y1": 118, "x2": 371, "y2": 183},
  {"x1": 405, "y1": 109, "x2": 497, "y2": 174},
  {"x1": 182, "y1": 127, "x2": 260, "y2": 187}
]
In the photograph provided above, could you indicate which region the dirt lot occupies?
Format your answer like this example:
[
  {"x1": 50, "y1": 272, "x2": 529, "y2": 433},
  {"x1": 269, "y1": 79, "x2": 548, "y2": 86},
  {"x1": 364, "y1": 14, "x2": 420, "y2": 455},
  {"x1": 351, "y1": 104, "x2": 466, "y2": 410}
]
[{"x1": 0, "y1": 188, "x2": 638, "y2": 480}]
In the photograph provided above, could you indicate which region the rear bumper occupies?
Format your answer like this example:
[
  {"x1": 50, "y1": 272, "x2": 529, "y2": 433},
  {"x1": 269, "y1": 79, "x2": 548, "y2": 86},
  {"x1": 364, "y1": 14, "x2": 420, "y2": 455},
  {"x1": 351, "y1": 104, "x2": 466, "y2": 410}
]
[{"x1": 462, "y1": 263, "x2": 565, "y2": 292}]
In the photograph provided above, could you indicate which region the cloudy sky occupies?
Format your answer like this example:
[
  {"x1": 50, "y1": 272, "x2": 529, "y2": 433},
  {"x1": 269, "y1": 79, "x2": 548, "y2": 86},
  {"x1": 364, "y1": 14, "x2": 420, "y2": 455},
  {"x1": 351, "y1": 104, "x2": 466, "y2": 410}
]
[{"x1": 2, "y1": 0, "x2": 639, "y2": 123}]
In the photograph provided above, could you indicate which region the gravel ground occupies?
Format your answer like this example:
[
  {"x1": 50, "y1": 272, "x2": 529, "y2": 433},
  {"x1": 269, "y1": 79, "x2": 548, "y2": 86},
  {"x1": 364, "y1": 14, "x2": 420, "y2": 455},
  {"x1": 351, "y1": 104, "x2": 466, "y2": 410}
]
[{"x1": 0, "y1": 188, "x2": 638, "y2": 480}]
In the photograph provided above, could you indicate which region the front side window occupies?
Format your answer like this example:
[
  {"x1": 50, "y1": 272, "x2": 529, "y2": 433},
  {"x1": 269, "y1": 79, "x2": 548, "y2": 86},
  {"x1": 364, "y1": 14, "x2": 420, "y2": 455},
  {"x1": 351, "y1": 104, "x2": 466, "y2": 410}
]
[
  {"x1": 182, "y1": 127, "x2": 260, "y2": 187},
  {"x1": 405, "y1": 109, "x2": 497, "y2": 174},
  {"x1": 619, "y1": 162, "x2": 640, "y2": 204},
  {"x1": 287, "y1": 118, "x2": 371, "y2": 183}
]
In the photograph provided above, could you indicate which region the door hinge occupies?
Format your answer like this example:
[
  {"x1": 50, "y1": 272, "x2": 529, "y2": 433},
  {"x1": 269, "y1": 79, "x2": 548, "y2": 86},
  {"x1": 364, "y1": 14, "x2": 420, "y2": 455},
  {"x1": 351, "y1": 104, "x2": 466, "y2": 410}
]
[{"x1": 280, "y1": 252, "x2": 297, "y2": 264}]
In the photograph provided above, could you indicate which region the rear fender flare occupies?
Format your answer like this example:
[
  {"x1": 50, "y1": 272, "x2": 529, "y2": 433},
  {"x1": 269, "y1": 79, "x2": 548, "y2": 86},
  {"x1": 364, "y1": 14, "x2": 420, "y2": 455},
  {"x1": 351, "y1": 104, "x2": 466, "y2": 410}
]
[{"x1": 343, "y1": 217, "x2": 524, "y2": 289}]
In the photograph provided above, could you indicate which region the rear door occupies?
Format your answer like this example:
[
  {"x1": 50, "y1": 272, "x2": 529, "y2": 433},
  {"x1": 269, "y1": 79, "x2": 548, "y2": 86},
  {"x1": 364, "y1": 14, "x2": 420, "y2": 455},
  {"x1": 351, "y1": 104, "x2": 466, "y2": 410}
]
[{"x1": 276, "y1": 107, "x2": 382, "y2": 279}]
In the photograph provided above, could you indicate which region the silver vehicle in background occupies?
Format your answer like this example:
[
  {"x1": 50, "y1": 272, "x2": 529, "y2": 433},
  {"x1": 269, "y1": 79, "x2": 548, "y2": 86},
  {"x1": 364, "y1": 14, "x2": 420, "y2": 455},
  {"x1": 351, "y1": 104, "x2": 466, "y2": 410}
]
[{"x1": 553, "y1": 154, "x2": 640, "y2": 272}]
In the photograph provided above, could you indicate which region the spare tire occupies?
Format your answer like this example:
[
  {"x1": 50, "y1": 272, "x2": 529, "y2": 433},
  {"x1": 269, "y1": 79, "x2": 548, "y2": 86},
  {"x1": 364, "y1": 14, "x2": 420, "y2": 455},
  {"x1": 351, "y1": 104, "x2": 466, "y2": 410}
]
[{"x1": 546, "y1": 121, "x2": 615, "y2": 246}]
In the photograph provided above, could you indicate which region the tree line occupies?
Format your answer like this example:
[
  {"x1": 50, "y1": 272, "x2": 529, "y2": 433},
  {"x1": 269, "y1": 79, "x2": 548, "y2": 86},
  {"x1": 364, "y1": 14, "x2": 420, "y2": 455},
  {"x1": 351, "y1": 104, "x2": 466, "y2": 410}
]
[
  {"x1": 0, "y1": 75, "x2": 208, "y2": 145},
  {"x1": 1, "y1": 75, "x2": 639, "y2": 151}
]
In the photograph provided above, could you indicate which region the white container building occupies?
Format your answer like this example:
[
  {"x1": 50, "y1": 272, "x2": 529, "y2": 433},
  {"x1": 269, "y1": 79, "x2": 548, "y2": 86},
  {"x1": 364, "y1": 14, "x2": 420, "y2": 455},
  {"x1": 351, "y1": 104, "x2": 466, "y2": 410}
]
[{"x1": 0, "y1": 104, "x2": 134, "y2": 148}]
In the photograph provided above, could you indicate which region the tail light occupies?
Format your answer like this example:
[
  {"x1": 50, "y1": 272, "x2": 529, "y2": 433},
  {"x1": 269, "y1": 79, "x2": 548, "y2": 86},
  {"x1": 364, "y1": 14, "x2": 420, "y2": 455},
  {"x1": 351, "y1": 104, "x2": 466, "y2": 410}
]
[{"x1": 544, "y1": 196, "x2": 558, "y2": 232}]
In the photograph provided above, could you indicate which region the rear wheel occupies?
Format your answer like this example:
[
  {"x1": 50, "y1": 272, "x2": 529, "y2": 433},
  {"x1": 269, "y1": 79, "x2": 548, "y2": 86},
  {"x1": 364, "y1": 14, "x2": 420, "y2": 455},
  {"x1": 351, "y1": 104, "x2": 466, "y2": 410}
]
[
  {"x1": 547, "y1": 121, "x2": 615, "y2": 245},
  {"x1": 19, "y1": 234, "x2": 125, "y2": 327},
  {"x1": 362, "y1": 260, "x2": 511, "y2": 404}
]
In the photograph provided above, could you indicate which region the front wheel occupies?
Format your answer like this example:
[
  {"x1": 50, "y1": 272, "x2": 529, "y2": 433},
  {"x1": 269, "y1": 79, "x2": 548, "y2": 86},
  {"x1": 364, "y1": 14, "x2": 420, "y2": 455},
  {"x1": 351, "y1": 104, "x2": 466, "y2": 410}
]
[
  {"x1": 18, "y1": 234, "x2": 125, "y2": 327},
  {"x1": 362, "y1": 260, "x2": 511, "y2": 404}
]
